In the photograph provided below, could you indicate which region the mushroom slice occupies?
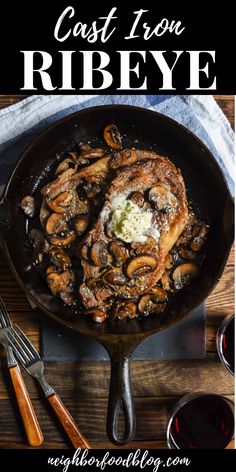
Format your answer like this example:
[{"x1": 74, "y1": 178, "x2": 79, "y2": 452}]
[
  {"x1": 172, "y1": 263, "x2": 198, "y2": 290},
  {"x1": 176, "y1": 227, "x2": 193, "y2": 247},
  {"x1": 116, "y1": 302, "x2": 137, "y2": 320},
  {"x1": 126, "y1": 255, "x2": 157, "y2": 279},
  {"x1": 103, "y1": 267, "x2": 126, "y2": 286},
  {"x1": 110, "y1": 149, "x2": 137, "y2": 169},
  {"x1": 138, "y1": 294, "x2": 166, "y2": 316},
  {"x1": 55, "y1": 158, "x2": 77, "y2": 176},
  {"x1": 80, "y1": 148, "x2": 105, "y2": 160},
  {"x1": 80, "y1": 243, "x2": 90, "y2": 261},
  {"x1": 49, "y1": 248, "x2": 71, "y2": 270},
  {"x1": 74, "y1": 214, "x2": 89, "y2": 236},
  {"x1": 46, "y1": 270, "x2": 75, "y2": 295},
  {"x1": 161, "y1": 271, "x2": 172, "y2": 291},
  {"x1": 21, "y1": 196, "x2": 36, "y2": 217},
  {"x1": 178, "y1": 247, "x2": 196, "y2": 260},
  {"x1": 46, "y1": 191, "x2": 73, "y2": 214},
  {"x1": 129, "y1": 191, "x2": 144, "y2": 208},
  {"x1": 103, "y1": 124, "x2": 122, "y2": 150},
  {"x1": 164, "y1": 253, "x2": 173, "y2": 269},
  {"x1": 46, "y1": 265, "x2": 58, "y2": 275},
  {"x1": 45, "y1": 213, "x2": 68, "y2": 235},
  {"x1": 149, "y1": 286, "x2": 167, "y2": 302},
  {"x1": 149, "y1": 185, "x2": 177, "y2": 212},
  {"x1": 90, "y1": 241, "x2": 108, "y2": 266},
  {"x1": 131, "y1": 236, "x2": 156, "y2": 256},
  {"x1": 85, "y1": 308, "x2": 107, "y2": 323},
  {"x1": 108, "y1": 241, "x2": 128, "y2": 266},
  {"x1": 190, "y1": 221, "x2": 209, "y2": 252},
  {"x1": 50, "y1": 231, "x2": 76, "y2": 247}
]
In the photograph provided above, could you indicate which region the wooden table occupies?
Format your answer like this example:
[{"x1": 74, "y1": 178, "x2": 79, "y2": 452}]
[{"x1": 0, "y1": 95, "x2": 234, "y2": 449}]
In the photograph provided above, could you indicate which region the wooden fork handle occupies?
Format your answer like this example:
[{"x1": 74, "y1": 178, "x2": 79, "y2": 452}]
[
  {"x1": 47, "y1": 393, "x2": 91, "y2": 449},
  {"x1": 9, "y1": 365, "x2": 44, "y2": 447}
]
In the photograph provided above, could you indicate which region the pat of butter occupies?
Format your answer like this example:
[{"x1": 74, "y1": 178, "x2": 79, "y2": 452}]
[{"x1": 110, "y1": 195, "x2": 153, "y2": 243}]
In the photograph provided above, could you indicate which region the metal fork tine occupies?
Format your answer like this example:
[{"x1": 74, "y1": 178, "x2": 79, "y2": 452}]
[
  {"x1": 4, "y1": 332, "x2": 28, "y2": 365},
  {"x1": 14, "y1": 325, "x2": 41, "y2": 361},
  {"x1": 0, "y1": 296, "x2": 11, "y2": 328},
  {"x1": 10, "y1": 328, "x2": 35, "y2": 362},
  {"x1": 5, "y1": 330, "x2": 31, "y2": 363}
]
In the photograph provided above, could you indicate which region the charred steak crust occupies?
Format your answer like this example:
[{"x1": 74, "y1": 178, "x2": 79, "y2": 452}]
[{"x1": 79, "y1": 151, "x2": 188, "y2": 308}]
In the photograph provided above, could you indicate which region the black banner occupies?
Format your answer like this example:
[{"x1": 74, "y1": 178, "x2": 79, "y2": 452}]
[
  {"x1": 0, "y1": 448, "x2": 236, "y2": 471},
  {"x1": 0, "y1": 0, "x2": 234, "y2": 94}
]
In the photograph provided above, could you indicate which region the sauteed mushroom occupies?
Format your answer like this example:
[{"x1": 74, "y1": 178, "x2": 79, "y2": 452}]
[
  {"x1": 46, "y1": 265, "x2": 57, "y2": 275},
  {"x1": 108, "y1": 241, "x2": 128, "y2": 266},
  {"x1": 126, "y1": 255, "x2": 157, "y2": 279},
  {"x1": 172, "y1": 262, "x2": 198, "y2": 290},
  {"x1": 50, "y1": 231, "x2": 76, "y2": 247},
  {"x1": 90, "y1": 241, "x2": 108, "y2": 266},
  {"x1": 103, "y1": 124, "x2": 122, "y2": 150},
  {"x1": 191, "y1": 221, "x2": 208, "y2": 251},
  {"x1": 116, "y1": 148, "x2": 138, "y2": 168},
  {"x1": 47, "y1": 270, "x2": 75, "y2": 295},
  {"x1": 21, "y1": 196, "x2": 36, "y2": 217},
  {"x1": 80, "y1": 243, "x2": 90, "y2": 261},
  {"x1": 55, "y1": 157, "x2": 77, "y2": 176},
  {"x1": 131, "y1": 236, "x2": 156, "y2": 256},
  {"x1": 74, "y1": 214, "x2": 89, "y2": 236},
  {"x1": 116, "y1": 302, "x2": 137, "y2": 320},
  {"x1": 46, "y1": 191, "x2": 73, "y2": 214},
  {"x1": 110, "y1": 149, "x2": 137, "y2": 169},
  {"x1": 178, "y1": 247, "x2": 196, "y2": 260},
  {"x1": 85, "y1": 308, "x2": 107, "y2": 323},
  {"x1": 164, "y1": 254, "x2": 173, "y2": 269},
  {"x1": 79, "y1": 148, "x2": 105, "y2": 162},
  {"x1": 49, "y1": 248, "x2": 71, "y2": 270},
  {"x1": 138, "y1": 292, "x2": 166, "y2": 315},
  {"x1": 149, "y1": 286, "x2": 167, "y2": 301},
  {"x1": 45, "y1": 213, "x2": 68, "y2": 235},
  {"x1": 161, "y1": 271, "x2": 172, "y2": 291},
  {"x1": 103, "y1": 268, "x2": 126, "y2": 286}
]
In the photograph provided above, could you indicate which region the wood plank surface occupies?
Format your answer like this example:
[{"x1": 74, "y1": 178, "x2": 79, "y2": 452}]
[{"x1": 0, "y1": 95, "x2": 234, "y2": 450}]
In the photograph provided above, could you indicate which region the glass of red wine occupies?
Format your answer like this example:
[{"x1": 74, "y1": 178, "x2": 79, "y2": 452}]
[
  {"x1": 216, "y1": 314, "x2": 234, "y2": 375},
  {"x1": 167, "y1": 393, "x2": 234, "y2": 449}
]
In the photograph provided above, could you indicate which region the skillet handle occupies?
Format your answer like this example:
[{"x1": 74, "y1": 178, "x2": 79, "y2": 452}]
[{"x1": 107, "y1": 352, "x2": 135, "y2": 446}]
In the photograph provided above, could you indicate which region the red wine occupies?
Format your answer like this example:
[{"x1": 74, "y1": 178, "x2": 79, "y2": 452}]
[
  {"x1": 168, "y1": 395, "x2": 234, "y2": 449},
  {"x1": 219, "y1": 316, "x2": 234, "y2": 374}
]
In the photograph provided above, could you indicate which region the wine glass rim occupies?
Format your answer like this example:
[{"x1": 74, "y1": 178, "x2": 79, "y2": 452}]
[
  {"x1": 166, "y1": 392, "x2": 235, "y2": 449},
  {"x1": 216, "y1": 314, "x2": 235, "y2": 376}
]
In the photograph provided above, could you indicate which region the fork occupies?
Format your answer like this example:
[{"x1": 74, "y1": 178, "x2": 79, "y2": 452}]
[
  {"x1": 6, "y1": 324, "x2": 91, "y2": 449},
  {"x1": 0, "y1": 297, "x2": 44, "y2": 446}
]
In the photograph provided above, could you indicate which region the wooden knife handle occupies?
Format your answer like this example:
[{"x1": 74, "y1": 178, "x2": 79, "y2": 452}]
[
  {"x1": 9, "y1": 365, "x2": 44, "y2": 447},
  {"x1": 47, "y1": 393, "x2": 91, "y2": 449}
]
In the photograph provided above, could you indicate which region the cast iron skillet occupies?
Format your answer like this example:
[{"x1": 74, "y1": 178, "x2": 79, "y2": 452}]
[{"x1": 0, "y1": 105, "x2": 234, "y2": 446}]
